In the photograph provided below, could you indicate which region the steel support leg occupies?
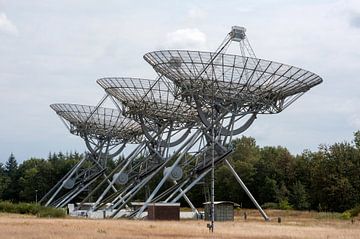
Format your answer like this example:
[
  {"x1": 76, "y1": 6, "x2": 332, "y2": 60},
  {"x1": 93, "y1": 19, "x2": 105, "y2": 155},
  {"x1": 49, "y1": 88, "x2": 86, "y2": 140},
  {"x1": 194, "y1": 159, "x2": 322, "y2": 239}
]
[
  {"x1": 45, "y1": 157, "x2": 87, "y2": 207},
  {"x1": 172, "y1": 180, "x2": 199, "y2": 216},
  {"x1": 224, "y1": 159, "x2": 270, "y2": 221},
  {"x1": 171, "y1": 168, "x2": 211, "y2": 203},
  {"x1": 91, "y1": 146, "x2": 142, "y2": 210},
  {"x1": 135, "y1": 129, "x2": 202, "y2": 218}
]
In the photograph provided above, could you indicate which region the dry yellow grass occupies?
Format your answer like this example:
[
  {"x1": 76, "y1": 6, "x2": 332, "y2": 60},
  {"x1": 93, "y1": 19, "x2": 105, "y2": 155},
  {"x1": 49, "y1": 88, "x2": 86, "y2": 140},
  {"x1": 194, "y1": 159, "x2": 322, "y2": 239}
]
[{"x1": 0, "y1": 211, "x2": 359, "y2": 239}]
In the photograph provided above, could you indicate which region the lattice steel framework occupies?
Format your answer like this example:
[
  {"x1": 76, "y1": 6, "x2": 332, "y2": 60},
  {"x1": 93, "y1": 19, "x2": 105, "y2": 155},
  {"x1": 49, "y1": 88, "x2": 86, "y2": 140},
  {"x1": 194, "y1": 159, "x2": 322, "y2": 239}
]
[
  {"x1": 144, "y1": 51, "x2": 322, "y2": 114},
  {"x1": 91, "y1": 77, "x2": 203, "y2": 218},
  {"x1": 46, "y1": 26, "x2": 323, "y2": 222},
  {"x1": 141, "y1": 26, "x2": 323, "y2": 221},
  {"x1": 51, "y1": 103, "x2": 141, "y2": 143},
  {"x1": 40, "y1": 103, "x2": 142, "y2": 208}
]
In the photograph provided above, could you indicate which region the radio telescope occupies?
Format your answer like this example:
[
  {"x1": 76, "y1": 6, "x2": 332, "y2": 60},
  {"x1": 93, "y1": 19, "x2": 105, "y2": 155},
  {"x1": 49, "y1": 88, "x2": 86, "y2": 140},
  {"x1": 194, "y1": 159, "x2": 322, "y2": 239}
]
[
  {"x1": 93, "y1": 77, "x2": 203, "y2": 218},
  {"x1": 143, "y1": 26, "x2": 323, "y2": 221},
  {"x1": 144, "y1": 29, "x2": 322, "y2": 136},
  {"x1": 45, "y1": 26, "x2": 323, "y2": 223},
  {"x1": 40, "y1": 103, "x2": 142, "y2": 207}
]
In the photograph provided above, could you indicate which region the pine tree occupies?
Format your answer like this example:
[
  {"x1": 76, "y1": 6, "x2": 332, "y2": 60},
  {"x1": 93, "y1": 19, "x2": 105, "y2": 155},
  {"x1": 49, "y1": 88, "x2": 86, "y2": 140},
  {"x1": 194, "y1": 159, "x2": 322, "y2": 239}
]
[
  {"x1": 5, "y1": 153, "x2": 17, "y2": 178},
  {"x1": 3, "y1": 153, "x2": 19, "y2": 201},
  {"x1": 354, "y1": 131, "x2": 360, "y2": 149},
  {"x1": 0, "y1": 163, "x2": 10, "y2": 199}
]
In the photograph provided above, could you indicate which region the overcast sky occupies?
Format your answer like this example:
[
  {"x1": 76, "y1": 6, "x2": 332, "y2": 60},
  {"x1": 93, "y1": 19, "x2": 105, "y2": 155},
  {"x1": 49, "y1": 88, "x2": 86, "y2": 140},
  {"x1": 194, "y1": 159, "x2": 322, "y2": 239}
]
[{"x1": 1, "y1": 0, "x2": 360, "y2": 163}]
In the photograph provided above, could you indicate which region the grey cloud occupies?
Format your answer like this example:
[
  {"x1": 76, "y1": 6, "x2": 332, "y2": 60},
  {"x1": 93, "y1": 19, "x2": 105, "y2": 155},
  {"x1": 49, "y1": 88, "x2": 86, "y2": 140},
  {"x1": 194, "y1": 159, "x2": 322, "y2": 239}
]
[
  {"x1": 1, "y1": 0, "x2": 360, "y2": 162},
  {"x1": 350, "y1": 13, "x2": 360, "y2": 28},
  {"x1": 0, "y1": 12, "x2": 18, "y2": 35}
]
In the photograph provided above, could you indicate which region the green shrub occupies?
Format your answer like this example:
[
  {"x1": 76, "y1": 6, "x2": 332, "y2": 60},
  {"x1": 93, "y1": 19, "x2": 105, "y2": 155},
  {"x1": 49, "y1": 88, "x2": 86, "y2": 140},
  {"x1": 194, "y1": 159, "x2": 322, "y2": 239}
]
[
  {"x1": 348, "y1": 205, "x2": 360, "y2": 217},
  {"x1": 262, "y1": 202, "x2": 279, "y2": 209},
  {"x1": 0, "y1": 201, "x2": 65, "y2": 218},
  {"x1": 261, "y1": 201, "x2": 293, "y2": 210},
  {"x1": 28, "y1": 204, "x2": 42, "y2": 215},
  {"x1": 0, "y1": 201, "x2": 16, "y2": 213},
  {"x1": 341, "y1": 211, "x2": 351, "y2": 220},
  {"x1": 316, "y1": 212, "x2": 343, "y2": 220},
  {"x1": 17, "y1": 203, "x2": 34, "y2": 214},
  {"x1": 278, "y1": 200, "x2": 293, "y2": 210},
  {"x1": 37, "y1": 207, "x2": 66, "y2": 218},
  {"x1": 17, "y1": 203, "x2": 30, "y2": 214}
]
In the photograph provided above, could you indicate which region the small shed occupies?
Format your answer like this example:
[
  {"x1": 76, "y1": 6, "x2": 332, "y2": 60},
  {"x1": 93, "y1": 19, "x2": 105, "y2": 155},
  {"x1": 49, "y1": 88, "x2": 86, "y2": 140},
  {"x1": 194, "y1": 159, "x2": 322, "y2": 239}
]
[
  {"x1": 147, "y1": 203, "x2": 180, "y2": 221},
  {"x1": 203, "y1": 201, "x2": 239, "y2": 221}
]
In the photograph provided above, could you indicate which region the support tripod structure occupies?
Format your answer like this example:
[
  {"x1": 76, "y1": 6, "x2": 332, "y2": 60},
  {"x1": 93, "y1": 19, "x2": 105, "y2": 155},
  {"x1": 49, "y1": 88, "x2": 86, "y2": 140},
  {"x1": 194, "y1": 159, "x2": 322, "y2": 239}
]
[
  {"x1": 40, "y1": 103, "x2": 142, "y2": 207},
  {"x1": 45, "y1": 26, "x2": 323, "y2": 222}
]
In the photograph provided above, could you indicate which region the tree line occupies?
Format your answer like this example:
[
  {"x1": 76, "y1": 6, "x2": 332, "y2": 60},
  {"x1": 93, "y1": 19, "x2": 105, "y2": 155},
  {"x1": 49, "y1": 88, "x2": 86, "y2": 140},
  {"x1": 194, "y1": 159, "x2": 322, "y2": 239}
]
[{"x1": 1, "y1": 131, "x2": 359, "y2": 212}]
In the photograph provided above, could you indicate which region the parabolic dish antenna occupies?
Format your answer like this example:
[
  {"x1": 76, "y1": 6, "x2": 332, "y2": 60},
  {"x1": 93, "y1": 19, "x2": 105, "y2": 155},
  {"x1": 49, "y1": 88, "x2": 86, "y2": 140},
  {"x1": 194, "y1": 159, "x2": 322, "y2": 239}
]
[
  {"x1": 42, "y1": 103, "x2": 140, "y2": 208},
  {"x1": 97, "y1": 77, "x2": 198, "y2": 122},
  {"x1": 50, "y1": 103, "x2": 142, "y2": 142},
  {"x1": 143, "y1": 50, "x2": 323, "y2": 114}
]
